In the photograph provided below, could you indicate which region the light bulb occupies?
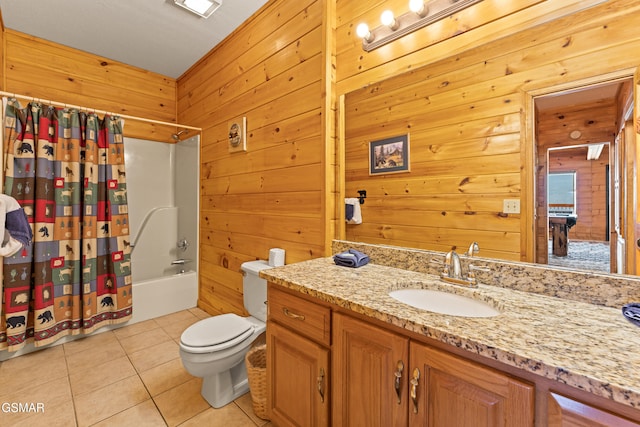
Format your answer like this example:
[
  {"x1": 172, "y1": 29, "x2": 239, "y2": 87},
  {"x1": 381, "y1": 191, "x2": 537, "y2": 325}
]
[
  {"x1": 380, "y1": 10, "x2": 398, "y2": 29},
  {"x1": 409, "y1": 0, "x2": 427, "y2": 17},
  {"x1": 356, "y1": 23, "x2": 373, "y2": 42}
]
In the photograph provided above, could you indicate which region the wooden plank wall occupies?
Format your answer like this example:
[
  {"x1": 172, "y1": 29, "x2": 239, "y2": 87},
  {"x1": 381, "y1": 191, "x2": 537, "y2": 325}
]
[
  {"x1": 2, "y1": 30, "x2": 178, "y2": 142},
  {"x1": 177, "y1": 0, "x2": 334, "y2": 315},
  {"x1": 339, "y1": 0, "x2": 640, "y2": 262}
]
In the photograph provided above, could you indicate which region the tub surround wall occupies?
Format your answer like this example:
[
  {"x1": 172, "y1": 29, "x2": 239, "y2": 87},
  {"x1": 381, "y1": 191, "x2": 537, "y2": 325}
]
[{"x1": 262, "y1": 242, "x2": 640, "y2": 413}]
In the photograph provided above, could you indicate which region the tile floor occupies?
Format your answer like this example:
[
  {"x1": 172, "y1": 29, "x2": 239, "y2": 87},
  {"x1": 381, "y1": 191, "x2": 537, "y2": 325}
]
[{"x1": 0, "y1": 308, "x2": 272, "y2": 427}]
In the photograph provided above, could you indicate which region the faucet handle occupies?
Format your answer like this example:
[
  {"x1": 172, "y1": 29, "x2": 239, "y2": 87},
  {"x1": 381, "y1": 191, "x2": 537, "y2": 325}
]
[
  {"x1": 430, "y1": 256, "x2": 448, "y2": 276},
  {"x1": 468, "y1": 264, "x2": 490, "y2": 272},
  {"x1": 429, "y1": 257, "x2": 445, "y2": 265}
]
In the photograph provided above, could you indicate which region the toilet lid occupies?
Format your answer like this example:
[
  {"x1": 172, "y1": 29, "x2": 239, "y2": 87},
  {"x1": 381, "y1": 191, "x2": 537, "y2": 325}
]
[{"x1": 181, "y1": 313, "x2": 253, "y2": 350}]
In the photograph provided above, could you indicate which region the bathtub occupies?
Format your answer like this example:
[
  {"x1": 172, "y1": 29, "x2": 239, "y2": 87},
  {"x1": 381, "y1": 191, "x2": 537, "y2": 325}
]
[
  {"x1": 129, "y1": 270, "x2": 198, "y2": 324},
  {"x1": 0, "y1": 271, "x2": 198, "y2": 361}
]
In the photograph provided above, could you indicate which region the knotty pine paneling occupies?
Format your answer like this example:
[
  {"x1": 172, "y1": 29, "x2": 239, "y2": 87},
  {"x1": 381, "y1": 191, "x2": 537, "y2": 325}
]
[
  {"x1": 342, "y1": 0, "x2": 640, "y2": 262},
  {"x1": 177, "y1": 0, "x2": 334, "y2": 316},
  {"x1": 2, "y1": 30, "x2": 178, "y2": 142}
]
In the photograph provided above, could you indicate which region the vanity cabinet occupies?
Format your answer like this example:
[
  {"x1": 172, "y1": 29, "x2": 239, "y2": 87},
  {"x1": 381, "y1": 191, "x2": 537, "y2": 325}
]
[
  {"x1": 547, "y1": 392, "x2": 640, "y2": 426},
  {"x1": 267, "y1": 283, "x2": 639, "y2": 426},
  {"x1": 266, "y1": 285, "x2": 330, "y2": 427},
  {"x1": 332, "y1": 312, "x2": 409, "y2": 426},
  {"x1": 409, "y1": 340, "x2": 534, "y2": 426},
  {"x1": 332, "y1": 313, "x2": 534, "y2": 427}
]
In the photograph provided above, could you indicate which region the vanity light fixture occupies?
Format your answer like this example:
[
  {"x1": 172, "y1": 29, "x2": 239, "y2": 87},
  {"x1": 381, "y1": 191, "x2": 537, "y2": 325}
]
[
  {"x1": 356, "y1": 0, "x2": 483, "y2": 52},
  {"x1": 174, "y1": 0, "x2": 222, "y2": 18}
]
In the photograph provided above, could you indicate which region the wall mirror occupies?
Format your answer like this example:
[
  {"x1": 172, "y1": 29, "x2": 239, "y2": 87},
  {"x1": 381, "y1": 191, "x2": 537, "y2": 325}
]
[{"x1": 341, "y1": 61, "x2": 638, "y2": 277}]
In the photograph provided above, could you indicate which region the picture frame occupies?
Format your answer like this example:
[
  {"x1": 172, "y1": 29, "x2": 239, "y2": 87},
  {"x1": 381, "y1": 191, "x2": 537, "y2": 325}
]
[
  {"x1": 228, "y1": 116, "x2": 247, "y2": 153},
  {"x1": 369, "y1": 134, "x2": 410, "y2": 175}
]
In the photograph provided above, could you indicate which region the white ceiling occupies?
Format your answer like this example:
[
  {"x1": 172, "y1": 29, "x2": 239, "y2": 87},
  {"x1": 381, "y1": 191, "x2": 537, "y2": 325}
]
[{"x1": 0, "y1": 0, "x2": 269, "y2": 79}]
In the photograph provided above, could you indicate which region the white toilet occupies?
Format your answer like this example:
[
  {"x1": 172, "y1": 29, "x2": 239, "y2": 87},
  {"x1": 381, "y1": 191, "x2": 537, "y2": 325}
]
[{"x1": 179, "y1": 260, "x2": 271, "y2": 408}]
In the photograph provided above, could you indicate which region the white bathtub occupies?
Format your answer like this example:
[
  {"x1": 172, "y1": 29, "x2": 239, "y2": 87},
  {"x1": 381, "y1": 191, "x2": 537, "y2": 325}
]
[
  {"x1": 129, "y1": 270, "x2": 198, "y2": 324},
  {"x1": 0, "y1": 271, "x2": 198, "y2": 361}
]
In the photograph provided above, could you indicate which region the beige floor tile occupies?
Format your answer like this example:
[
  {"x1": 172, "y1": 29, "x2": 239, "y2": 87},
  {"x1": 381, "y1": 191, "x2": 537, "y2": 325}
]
[
  {"x1": 153, "y1": 377, "x2": 209, "y2": 427},
  {"x1": 92, "y1": 399, "x2": 166, "y2": 427},
  {"x1": 0, "y1": 345, "x2": 68, "y2": 394},
  {"x1": 154, "y1": 310, "x2": 199, "y2": 329},
  {"x1": 129, "y1": 339, "x2": 180, "y2": 373},
  {"x1": 119, "y1": 327, "x2": 172, "y2": 355},
  {"x1": 63, "y1": 330, "x2": 118, "y2": 356},
  {"x1": 74, "y1": 375, "x2": 150, "y2": 427},
  {"x1": 0, "y1": 344, "x2": 64, "y2": 370},
  {"x1": 160, "y1": 316, "x2": 201, "y2": 340},
  {"x1": 234, "y1": 393, "x2": 270, "y2": 425},
  {"x1": 0, "y1": 376, "x2": 74, "y2": 426},
  {"x1": 178, "y1": 404, "x2": 255, "y2": 427},
  {"x1": 113, "y1": 319, "x2": 161, "y2": 340},
  {"x1": 188, "y1": 307, "x2": 212, "y2": 320},
  {"x1": 11, "y1": 399, "x2": 77, "y2": 427},
  {"x1": 65, "y1": 337, "x2": 126, "y2": 376},
  {"x1": 69, "y1": 355, "x2": 136, "y2": 396},
  {"x1": 139, "y1": 358, "x2": 193, "y2": 397}
]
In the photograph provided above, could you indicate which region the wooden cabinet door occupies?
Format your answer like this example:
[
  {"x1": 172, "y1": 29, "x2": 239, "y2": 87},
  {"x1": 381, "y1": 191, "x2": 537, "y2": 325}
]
[
  {"x1": 548, "y1": 392, "x2": 640, "y2": 427},
  {"x1": 267, "y1": 321, "x2": 329, "y2": 427},
  {"x1": 332, "y1": 313, "x2": 409, "y2": 427},
  {"x1": 410, "y1": 342, "x2": 534, "y2": 427}
]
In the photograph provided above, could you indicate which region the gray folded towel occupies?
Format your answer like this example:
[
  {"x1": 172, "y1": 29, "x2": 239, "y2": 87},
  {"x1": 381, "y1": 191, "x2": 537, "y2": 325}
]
[
  {"x1": 333, "y1": 249, "x2": 369, "y2": 268},
  {"x1": 623, "y1": 303, "x2": 640, "y2": 327}
]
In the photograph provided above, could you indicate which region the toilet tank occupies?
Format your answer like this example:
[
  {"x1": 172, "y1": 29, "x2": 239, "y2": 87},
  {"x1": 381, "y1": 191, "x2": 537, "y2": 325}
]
[{"x1": 240, "y1": 260, "x2": 272, "y2": 322}]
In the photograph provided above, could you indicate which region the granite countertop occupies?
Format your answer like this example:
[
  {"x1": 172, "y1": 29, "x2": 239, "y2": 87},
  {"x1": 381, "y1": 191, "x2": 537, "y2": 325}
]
[{"x1": 260, "y1": 257, "x2": 640, "y2": 410}]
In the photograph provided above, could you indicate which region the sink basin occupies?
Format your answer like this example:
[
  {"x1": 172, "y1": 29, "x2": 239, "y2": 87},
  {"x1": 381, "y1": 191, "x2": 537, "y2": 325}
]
[{"x1": 388, "y1": 289, "x2": 500, "y2": 318}]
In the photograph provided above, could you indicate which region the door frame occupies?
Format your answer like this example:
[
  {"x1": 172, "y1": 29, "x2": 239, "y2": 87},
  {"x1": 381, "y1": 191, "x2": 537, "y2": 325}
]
[{"x1": 523, "y1": 68, "x2": 636, "y2": 266}]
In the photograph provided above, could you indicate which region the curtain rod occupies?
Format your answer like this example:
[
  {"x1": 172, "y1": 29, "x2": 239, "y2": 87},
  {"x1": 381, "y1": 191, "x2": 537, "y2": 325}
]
[{"x1": 0, "y1": 91, "x2": 202, "y2": 131}]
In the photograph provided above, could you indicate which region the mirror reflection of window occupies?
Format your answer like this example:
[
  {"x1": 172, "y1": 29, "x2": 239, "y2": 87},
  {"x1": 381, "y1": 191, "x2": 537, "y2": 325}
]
[{"x1": 548, "y1": 172, "x2": 576, "y2": 215}]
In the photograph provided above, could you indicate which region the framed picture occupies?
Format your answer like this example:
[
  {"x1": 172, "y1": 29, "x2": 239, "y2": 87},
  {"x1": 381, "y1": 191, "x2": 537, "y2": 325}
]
[
  {"x1": 228, "y1": 116, "x2": 247, "y2": 153},
  {"x1": 369, "y1": 134, "x2": 410, "y2": 175}
]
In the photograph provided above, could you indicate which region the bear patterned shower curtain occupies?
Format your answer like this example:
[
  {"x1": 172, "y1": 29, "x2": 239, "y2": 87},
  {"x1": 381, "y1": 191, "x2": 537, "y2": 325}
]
[{"x1": 0, "y1": 98, "x2": 132, "y2": 351}]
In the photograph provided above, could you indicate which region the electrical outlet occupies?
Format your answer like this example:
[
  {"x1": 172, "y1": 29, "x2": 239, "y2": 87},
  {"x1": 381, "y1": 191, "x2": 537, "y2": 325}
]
[{"x1": 503, "y1": 199, "x2": 520, "y2": 214}]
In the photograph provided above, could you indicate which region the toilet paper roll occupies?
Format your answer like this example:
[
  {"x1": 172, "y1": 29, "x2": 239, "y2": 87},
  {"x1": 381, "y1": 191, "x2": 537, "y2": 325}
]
[{"x1": 268, "y1": 248, "x2": 285, "y2": 267}]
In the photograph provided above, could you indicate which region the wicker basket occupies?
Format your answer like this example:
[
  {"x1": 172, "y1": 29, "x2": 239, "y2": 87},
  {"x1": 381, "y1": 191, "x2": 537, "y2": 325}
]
[{"x1": 245, "y1": 342, "x2": 269, "y2": 420}]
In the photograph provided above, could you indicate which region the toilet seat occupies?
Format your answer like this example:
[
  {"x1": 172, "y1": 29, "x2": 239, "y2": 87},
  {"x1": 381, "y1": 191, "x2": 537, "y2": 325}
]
[{"x1": 180, "y1": 313, "x2": 254, "y2": 354}]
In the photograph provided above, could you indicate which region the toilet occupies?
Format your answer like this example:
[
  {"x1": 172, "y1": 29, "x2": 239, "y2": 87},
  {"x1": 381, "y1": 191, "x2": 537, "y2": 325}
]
[{"x1": 179, "y1": 260, "x2": 271, "y2": 408}]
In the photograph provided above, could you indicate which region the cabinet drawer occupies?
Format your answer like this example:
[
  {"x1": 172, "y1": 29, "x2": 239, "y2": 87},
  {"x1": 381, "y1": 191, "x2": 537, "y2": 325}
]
[{"x1": 268, "y1": 285, "x2": 331, "y2": 346}]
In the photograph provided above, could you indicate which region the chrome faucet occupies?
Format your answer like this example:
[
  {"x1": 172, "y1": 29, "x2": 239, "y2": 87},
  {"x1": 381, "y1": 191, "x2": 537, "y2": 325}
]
[
  {"x1": 437, "y1": 243, "x2": 488, "y2": 288},
  {"x1": 444, "y1": 250, "x2": 462, "y2": 280},
  {"x1": 171, "y1": 258, "x2": 192, "y2": 274}
]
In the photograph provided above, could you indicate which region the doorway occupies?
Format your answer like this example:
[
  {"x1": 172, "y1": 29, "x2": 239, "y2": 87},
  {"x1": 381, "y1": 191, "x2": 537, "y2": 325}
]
[{"x1": 533, "y1": 78, "x2": 633, "y2": 274}]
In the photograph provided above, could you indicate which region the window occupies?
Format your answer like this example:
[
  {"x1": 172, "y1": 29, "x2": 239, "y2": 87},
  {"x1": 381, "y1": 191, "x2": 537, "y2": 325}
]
[{"x1": 548, "y1": 172, "x2": 576, "y2": 215}]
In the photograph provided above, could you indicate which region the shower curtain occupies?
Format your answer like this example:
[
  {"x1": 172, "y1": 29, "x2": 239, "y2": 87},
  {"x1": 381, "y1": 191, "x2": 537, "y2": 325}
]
[{"x1": 1, "y1": 99, "x2": 132, "y2": 351}]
